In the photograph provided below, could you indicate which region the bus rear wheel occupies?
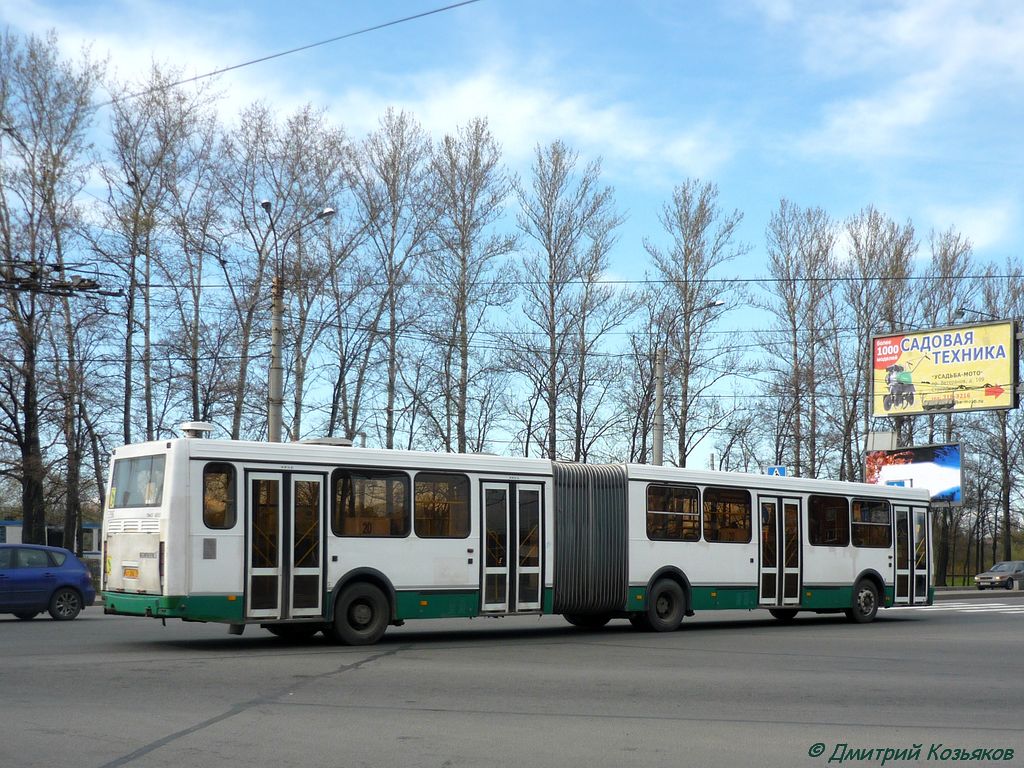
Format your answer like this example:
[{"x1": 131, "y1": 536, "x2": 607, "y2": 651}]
[
  {"x1": 331, "y1": 582, "x2": 389, "y2": 645},
  {"x1": 646, "y1": 579, "x2": 685, "y2": 632},
  {"x1": 845, "y1": 580, "x2": 879, "y2": 624},
  {"x1": 768, "y1": 608, "x2": 798, "y2": 622}
]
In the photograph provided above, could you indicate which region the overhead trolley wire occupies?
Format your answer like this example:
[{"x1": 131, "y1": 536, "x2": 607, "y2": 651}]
[{"x1": 96, "y1": 0, "x2": 485, "y2": 109}]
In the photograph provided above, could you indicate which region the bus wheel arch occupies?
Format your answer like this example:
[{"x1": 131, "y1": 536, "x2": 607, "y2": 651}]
[
  {"x1": 328, "y1": 568, "x2": 397, "y2": 645},
  {"x1": 329, "y1": 568, "x2": 397, "y2": 620},
  {"x1": 636, "y1": 567, "x2": 691, "y2": 631},
  {"x1": 846, "y1": 570, "x2": 884, "y2": 624},
  {"x1": 331, "y1": 581, "x2": 390, "y2": 645}
]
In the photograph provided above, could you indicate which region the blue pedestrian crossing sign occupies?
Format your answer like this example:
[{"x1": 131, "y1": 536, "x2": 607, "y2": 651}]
[{"x1": 766, "y1": 465, "x2": 787, "y2": 477}]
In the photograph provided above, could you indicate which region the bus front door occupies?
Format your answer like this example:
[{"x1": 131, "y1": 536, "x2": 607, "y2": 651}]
[
  {"x1": 481, "y1": 482, "x2": 543, "y2": 614},
  {"x1": 758, "y1": 496, "x2": 802, "y2": 607},
  {"x1": 246, "y1": 472, "x2": 325, "y2": 621}
]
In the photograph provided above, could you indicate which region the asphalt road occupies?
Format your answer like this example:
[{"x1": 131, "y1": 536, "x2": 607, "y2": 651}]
[{"x1": 2, "y1": 594, "x2": 1023, "y2": 768}]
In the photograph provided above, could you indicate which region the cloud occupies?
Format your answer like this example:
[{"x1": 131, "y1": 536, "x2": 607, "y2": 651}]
[
  {"x1": 3, "y1": 1, "x2": 732, "y2": 186},
  {"x1": 752, "y1": 1, "x2": 1024, "y2": 159},
  {"x1": 920, "y1": 200, "x2": 1016, "y2": 251},
  {"x1": 328, "y1": 64, "x2": 732, "y2": 185}
]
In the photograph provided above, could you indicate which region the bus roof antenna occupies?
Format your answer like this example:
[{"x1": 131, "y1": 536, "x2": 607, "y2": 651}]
[{"x1": 179, "y1": 421, "x2": 215, "y2": 439}]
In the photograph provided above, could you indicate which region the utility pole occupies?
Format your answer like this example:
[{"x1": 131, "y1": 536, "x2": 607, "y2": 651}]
[
  {"x1": 653, "y1": 348, "x2": 665, "y2": 465},
  {"x1": 260, "y1": 201, "x2": 335, "y2": 443}
]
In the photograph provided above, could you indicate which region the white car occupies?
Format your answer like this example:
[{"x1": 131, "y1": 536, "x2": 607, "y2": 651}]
[{"x1": 975, "y1": 561, "x2": 1024, "y2": 590}]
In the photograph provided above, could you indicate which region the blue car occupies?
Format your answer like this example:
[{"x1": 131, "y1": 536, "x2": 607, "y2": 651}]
[{"x1": 0, "y1": 544, "x2": 97, "y2": 620}]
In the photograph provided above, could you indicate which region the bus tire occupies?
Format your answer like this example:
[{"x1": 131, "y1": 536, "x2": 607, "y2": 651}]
[
  {"x1": 768, "y1": 608, "x2": 798, "y2": 622},
  {"x1": 845, "y1": 580, "x2": 879, "y2": 624},
  {"x1": 563, "y1": 613, "x2": 611, "y2": 629},
  {"x1": 331, "y1": 582, "x2": 389, "y2": 645},
  {"x1": 647, "y1": 579, "x2": 685, "y2": 632}
]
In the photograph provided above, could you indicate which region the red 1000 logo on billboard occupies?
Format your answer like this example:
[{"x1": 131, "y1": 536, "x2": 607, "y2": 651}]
[{"x1": 873, "y1": 336, "x2": 904, "y2": 368}]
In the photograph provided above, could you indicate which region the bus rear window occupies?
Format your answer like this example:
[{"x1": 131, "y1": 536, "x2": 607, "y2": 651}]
[{"x1": 110, "y1": 455, "x2": 166, "y2": 508}]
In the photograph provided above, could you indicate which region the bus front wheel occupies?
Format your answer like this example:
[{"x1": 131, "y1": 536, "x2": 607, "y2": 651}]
[
  {"x1": 845, "y1": 580, "x2": 879, "y2": 624},
  {"x1": 331, "y1": 582, "x2": 389, "y2": 645}
]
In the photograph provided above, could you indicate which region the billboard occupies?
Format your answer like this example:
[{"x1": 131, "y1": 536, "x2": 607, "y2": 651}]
[
  {"x1": 864, "y1": 443, "x2": 962, "y2": 504},
  {"x1": 871, "y1": 321, "x2": 1018, "y2": 418}
]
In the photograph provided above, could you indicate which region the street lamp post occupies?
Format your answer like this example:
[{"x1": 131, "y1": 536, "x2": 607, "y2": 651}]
[
  {"x1": 652, "y1": 299, "x2": 725, "y2": 466},
  {"x1": 260, "y1": 200, "x2": 335, "y2": 443}
]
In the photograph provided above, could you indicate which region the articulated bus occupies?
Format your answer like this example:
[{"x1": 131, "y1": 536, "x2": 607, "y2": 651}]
[{"x1": 101, "y1": 425, "x2": 933, "y2": 644}]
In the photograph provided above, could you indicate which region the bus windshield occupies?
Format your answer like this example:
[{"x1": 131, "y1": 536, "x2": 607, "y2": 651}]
[{"x1": 110, "y1": 455, "x2": 166, "y2": 508}]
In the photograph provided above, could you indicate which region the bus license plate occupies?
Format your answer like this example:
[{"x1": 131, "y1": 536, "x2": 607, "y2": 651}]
[{"x1": 123, "y1": 567, "x2": 139, "y2": 579}]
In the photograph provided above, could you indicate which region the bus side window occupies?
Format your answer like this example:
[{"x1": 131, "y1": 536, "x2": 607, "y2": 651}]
[
  {"x1": 808, "y1": 495, "x2": 850, "y2": 547},
  {"x1": 851, "y1": 498, "x2": 892, "y2": 548},
  {"x1": 203, "y1": 463, "x2": 237, "y2": 529},
  {"x1": 414, "y1": 473, "x2": 470, "y2": 538},
  {"x1": 703, "y1": 487, "x2": 752, "y2": 543},
  {"x1": 333, "y1": 469, "x2": 410, "y2": 538},
  {"x1": 646, "y1": 484, "x2": 700, "y2": 541}
]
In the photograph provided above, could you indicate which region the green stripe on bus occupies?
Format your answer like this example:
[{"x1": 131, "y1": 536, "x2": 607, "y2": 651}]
[
  {"x1": 102, "y1": 592, "x2": 245, "y2": 622},
  {"x1": 689, "y1": 586, "x2": 759, "y2": 610},
  {"x1": 392, "y1": 587, "x2": 557, "y2": 619},
  {"x1": 394, "y1": 590, "x2": 480, "y2": 620},
  {"x1": 798, "y1": 586, "x2": 853, "y2": 610}
]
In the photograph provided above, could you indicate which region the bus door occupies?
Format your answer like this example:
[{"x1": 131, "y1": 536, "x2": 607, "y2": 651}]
[
  {"x1": 912, "y1": 506, "x2": 930, "y2": 604},
  {"x1": 893, "y1": 506, "x2": 911, "y2": 605},
  {"x1": 481, "y1": 482, "x2": 543, "y2": 614},
  {"x1": 758, "y1": 496, "x2": 802, "y2": 607},
  {"x1": 246, "y1": 472, "x2": 325, "y2": 620},
  {"x1": 894, "y1": 505, "x2": 930, "y2": 605}
]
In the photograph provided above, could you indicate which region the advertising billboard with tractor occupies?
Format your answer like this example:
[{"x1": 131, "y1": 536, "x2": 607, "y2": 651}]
[{"x1": 871, "y1": 321, "x2": 1018, "y2": 418}]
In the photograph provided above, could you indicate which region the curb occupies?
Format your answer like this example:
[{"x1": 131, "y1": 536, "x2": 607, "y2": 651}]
[{"x1": 933, "y1": 587, "x2": 1024, "y2": 601}]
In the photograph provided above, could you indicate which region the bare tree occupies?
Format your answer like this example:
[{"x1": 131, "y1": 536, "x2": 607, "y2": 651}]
[
  {"x1": 0, "y1": 30, "x2": 103, "y2": 543},
  {"x1": 512, "y1": 140, "x2": 619, "y2": 459},
  {"x1": 423, "y1": 117, "x2": 516, "y2": 452},
  {"x1": 97, "y1": 64, "x2": 212, "y2": 443},
  {"x1": 838, "y1": 206, "x2": 917, "y2": 478},
  {"x1": 761, "y1": 200, "x2": 836, "y2": 477},
  {"x1": 917, "y1": 227, "x2": 976, "y2": 583},
  {"x1": 349, "y1": 108, "x2": 433, "y2": 449},
  {"x1": 976, "y1": 258, "x2": 1024, "y2": 562},
  {"x1": 563, "y1": 218, "x2": 632, "y2": 462},
  {"x1": 643, "y1": 179, "x2": 747, "y2": 466},
  {"x1": 219, "y1": 103, "x2": 344, "y2": 440}
]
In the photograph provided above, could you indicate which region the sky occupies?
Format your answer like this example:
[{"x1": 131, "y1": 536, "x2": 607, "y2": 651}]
[
  {"x1": 4, "y1": 0, "x2": 1022, "y2": 280},
  {"x1": 2, "y1": 0, "x2": 1023, "y2": 462}
]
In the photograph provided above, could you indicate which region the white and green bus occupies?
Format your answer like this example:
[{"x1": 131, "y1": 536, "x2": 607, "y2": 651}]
[{"x1": 101, "y1": 424, "x2": 933, "y2": 644}]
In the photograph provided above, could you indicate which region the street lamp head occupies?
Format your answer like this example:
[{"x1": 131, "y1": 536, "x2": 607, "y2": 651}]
[
  {"x1": 260, "y1": 199, "x2": 272, "y2": 214},
  {"x1": 954, "y1": 307, "x2": 966, "y2": 319},
  {"x1": 317, "y1": 206, "x2": 336, "y2": 221}
]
